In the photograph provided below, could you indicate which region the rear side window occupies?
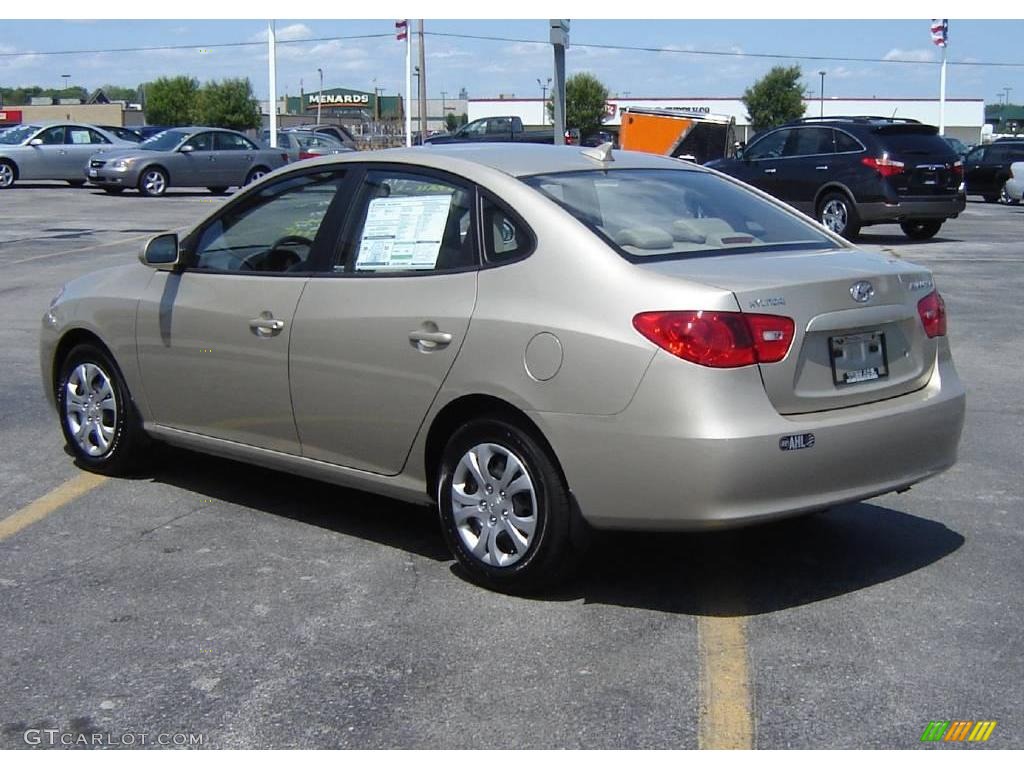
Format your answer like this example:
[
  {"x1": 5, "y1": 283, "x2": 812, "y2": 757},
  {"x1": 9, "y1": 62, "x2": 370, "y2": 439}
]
[
  {"x1": 482, "y1": 196, "x2": 533, "y2": 263},
  {"x1": 785, "y1": 128, "x2": 833, "y2": 156},
  {"x1": 523, "y1": 168, "x2": 837, "y2": 262},
  {"x1": 834, "y1": 131, "x2": 863, "y2": 153}
]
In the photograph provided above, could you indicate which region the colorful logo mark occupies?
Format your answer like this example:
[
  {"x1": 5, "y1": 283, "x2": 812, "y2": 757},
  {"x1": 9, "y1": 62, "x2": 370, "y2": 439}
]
[{"x1": 920, "y1": 720, "x2": 997, "y2": 743}]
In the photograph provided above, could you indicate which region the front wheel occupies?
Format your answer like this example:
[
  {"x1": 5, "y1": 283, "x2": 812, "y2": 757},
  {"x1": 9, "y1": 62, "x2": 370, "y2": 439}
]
[
  {"x1": 67, "y1": 179, "x2": 87, "y2": 187},
  {"x1": 900, "y1": 220, "x2": 943, "y2": 240},
  {"x1": 101, "y1": 186, "x2": 125, "y2": 195},
  {"x1": 817, "y1": 191, "x2": 861, "y2": 239},
  {"x1": 138, "y1": 167, "x2": 168, "y2": 197},
  {"x1": 437, "y1": 418, "x2": 581, "y2": 593},
  {"x1": 999, "y1": 182, "x2": 1019, "y2": 206},
  {"x1": 56, "y1": 344, "x2": 149, "y2": 474}
]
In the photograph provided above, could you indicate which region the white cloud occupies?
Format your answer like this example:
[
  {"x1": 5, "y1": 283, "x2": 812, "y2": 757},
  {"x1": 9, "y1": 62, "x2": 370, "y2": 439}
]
[
  {"x1": 250, "y1": 23, "x2": 312, "y2": 43},
  {"x1": 883, "y1": 48, "x2": 936, "y2": 63}
]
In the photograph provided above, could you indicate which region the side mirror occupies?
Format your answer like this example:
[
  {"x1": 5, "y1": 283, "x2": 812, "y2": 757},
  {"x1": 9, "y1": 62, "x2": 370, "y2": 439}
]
[
  {"x1": 179, "y1": 144, "x2": 194, "y2": 153},
  {"x1": 29, "y1": 138, "x2": 43, "y2": 146},
  {"x1": 139, "y1": 233, "x2": 180, "y2": 270}
]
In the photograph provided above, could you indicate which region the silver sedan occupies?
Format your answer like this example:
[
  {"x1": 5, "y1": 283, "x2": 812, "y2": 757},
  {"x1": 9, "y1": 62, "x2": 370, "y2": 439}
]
[
  {"x1": 40, "y1": 144, "x2": 966, "y2": 592},
  {"x1": 0, "y1": 122, "x2": 133, "y2": 188},
  {"x1": 85, "y1": 126, "x2": 289, "y2": 196}
]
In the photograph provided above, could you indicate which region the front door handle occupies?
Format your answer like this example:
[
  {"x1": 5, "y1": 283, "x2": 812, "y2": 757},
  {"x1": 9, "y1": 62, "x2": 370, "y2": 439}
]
[
  {"x1": 409, "y1": 327, "x2": 453, "y2": 351},
  {"x1": 249, "y1": 313, "x2": 285, "y2": 337},
  {"x1": 763, "y1": 167, "x2": 777, "y2": 174},
  {"x1": 816, "y1": 165, "x2": 829, "y2": 171}
]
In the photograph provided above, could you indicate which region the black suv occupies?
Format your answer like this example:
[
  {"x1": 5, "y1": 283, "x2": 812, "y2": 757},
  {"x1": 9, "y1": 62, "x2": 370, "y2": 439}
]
[
  {"x1": 706, "y1": 117, "x2": 966, "y2": 240},
  {"x1": 963, "y1": 141, "x2": 1024, "y2": 202}
]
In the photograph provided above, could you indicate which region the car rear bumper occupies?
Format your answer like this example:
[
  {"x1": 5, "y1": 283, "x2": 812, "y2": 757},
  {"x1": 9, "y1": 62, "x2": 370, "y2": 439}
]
[
  {"x1": 858, "y1": 194, "x2": 966, "y2": 223},
  {"x1": 535, "y1": 343, "x2": 965, "y2": 531}
]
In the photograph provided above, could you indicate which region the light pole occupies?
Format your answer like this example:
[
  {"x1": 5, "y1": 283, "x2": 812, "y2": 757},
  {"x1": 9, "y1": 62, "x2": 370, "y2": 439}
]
[
  {"x1": 1005, "y1": 87, "x2": 1013, "y2": 106},
  {"x1": 819, "y1": 71, "x2": 826, "y2": 118},
  {"x1": 537, "y1": 77, "x2": 551, "y2": 124},
  {"x1": 61, "y1": 74, "x2": 70, "y2": 93},
  {"x1": 317, "y1": 67, "x2": 323, "y2": 124}
]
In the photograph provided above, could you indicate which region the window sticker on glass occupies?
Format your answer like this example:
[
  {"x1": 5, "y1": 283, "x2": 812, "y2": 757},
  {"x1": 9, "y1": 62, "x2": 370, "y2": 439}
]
[{"x1": 355, "y1": 193, "x2": 453, "y2": 271}]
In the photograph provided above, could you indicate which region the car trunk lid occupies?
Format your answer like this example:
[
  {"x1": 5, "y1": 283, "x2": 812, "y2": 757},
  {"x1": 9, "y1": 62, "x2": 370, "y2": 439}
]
[{"x1": 638, "y1": 248, "x2": 938, "y2": 414}]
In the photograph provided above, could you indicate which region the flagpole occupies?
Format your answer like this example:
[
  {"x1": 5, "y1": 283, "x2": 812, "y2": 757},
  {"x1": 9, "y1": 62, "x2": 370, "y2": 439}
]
[
  {"x1": 939, "y1": 43, "x2": 947, "y2": 136},
  {"x1": 405, "y1": 27, "x2": 412, "y2": 147}
]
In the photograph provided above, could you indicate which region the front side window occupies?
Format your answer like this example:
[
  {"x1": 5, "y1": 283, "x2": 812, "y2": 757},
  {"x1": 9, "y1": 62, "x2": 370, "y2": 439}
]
[
  {"x1": 191, "y1": 170, "x2": 346, "y2": 273},
  {"x1": 745, "y1": 129, "x2": 790, "y2": 160},
  {"x1": 523, "y1": 168, "x2": 838, "y2": 262},
  {"x1": 345, "y1": 171, "x2": 476, "y2": 273},
  {"x1": 39, "y1": 126, "x2": 66, "y2": 145},
  {"x1": 965, "y1": 147, "x2": 984, "y2": 164},
  {"x1": 188, "y1": 132, "x2": 214, "y2": 151}
]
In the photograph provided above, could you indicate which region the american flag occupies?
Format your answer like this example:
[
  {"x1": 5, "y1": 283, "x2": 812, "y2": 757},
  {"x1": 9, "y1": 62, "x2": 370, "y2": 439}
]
[
  {"x1": 930, "y1": 19, "x2": 948, "y2": 48},
  {"x1": 395, "y1": 19, "x2": 408, "y2": 42}
]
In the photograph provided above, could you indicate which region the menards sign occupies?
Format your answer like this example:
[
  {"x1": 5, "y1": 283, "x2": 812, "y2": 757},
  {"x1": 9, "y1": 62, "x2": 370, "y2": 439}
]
[{"x1": 306, "y1": 90, "x2": 373, "y2": 110}]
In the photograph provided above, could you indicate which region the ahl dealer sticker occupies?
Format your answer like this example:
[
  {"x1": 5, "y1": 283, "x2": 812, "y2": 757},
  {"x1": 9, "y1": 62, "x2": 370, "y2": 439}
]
[{"x1": 779, "y1": 433, "x2": 815, "y2": 451}]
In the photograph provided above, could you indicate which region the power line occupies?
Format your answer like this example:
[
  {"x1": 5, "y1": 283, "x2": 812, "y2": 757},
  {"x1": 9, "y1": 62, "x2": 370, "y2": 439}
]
[
  {"x1": 1, "y1": 29, "x2": 1022, "y2": 70},
  {"x1": 0, "y1": 33, "x2": 392, "y2": 59}
]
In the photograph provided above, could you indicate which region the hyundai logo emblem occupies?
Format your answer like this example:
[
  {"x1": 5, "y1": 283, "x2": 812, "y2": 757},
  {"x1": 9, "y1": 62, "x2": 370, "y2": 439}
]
[{"x1": 850, "y1": 281, "x2": 874, "y2": 303}]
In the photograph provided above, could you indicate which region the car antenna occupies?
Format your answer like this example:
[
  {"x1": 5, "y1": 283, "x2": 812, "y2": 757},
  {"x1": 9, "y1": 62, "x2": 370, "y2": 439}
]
[{"x1": 581, "y1": 142, "x2": 615, "y2": 163}]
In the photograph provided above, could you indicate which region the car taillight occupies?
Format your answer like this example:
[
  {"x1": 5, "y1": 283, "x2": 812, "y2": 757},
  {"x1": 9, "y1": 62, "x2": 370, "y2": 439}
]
[
  {"x1": 632, "y1": 311, "x2": 794, "y2": 368},
  {"x1": 298, "y1": 150, "x2": 316, "y2": 160},
  {"x1": 951, "y1": 159, "x2": 964, "y2": 179},
  {"x1": 917, "y1": 291, "x2": 947, "y2": 338},
  {"x1": 861, "y1": 155, "x2": 905, "y2": 177}
]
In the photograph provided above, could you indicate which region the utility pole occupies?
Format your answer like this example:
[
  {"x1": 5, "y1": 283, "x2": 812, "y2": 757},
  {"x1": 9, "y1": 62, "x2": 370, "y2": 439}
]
[
  {"x1": 550, "y1": 20, "x2": 569, "y2": 145},
  {"x1": 417, "y1": 20, "x2": 428, "y2": 138},
  {"x1": 317, "y1": 67, "x2": 323, "y2": 124},
  {"x1": 267, "y1": 21, "x2": 278, "y2": 147},
  {"x1": 819, "y1": 70, "x2": 826, "y2": 118}
]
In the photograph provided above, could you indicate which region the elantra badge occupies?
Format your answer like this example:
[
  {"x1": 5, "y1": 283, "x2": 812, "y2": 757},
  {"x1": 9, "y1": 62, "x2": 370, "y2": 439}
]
[{"x1": 850, "y1": 281, "x2": 874, "y2": 303}]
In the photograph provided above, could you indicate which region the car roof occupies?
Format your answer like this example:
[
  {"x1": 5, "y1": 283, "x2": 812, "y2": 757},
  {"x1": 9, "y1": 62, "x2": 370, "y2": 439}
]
[{"x1": 310, "y1": 143, "x2": 706, "y2": 178}]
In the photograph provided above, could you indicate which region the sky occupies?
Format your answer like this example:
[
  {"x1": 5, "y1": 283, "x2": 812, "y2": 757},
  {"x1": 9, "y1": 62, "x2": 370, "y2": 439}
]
[{"x1": 1, "y1": 16, "x2": 1023, "y2": 106}]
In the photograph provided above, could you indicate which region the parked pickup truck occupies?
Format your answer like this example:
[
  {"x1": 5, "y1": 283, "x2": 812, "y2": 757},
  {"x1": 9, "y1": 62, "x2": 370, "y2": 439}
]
[{"x1": 422, "y1": 116, "x2": 556, "y2": 145}]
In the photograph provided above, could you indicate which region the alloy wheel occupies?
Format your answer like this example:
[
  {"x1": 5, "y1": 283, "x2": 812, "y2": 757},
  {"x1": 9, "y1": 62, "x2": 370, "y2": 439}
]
[
  {"x1": 141, "y1": 170, "x2": 166, "y2": 196},
  {"x1": 450, "y1": 442, "x2": 538, "y2": 567},
  {"x1": 821, "y1": 199, "x2": 848, "y2": 233},
  {"x1": 0, "y1": 163, "x2": 15, "y2": 188},
  {"x1": 64, "y1": 362, "x2": 118, "y2": 457}
]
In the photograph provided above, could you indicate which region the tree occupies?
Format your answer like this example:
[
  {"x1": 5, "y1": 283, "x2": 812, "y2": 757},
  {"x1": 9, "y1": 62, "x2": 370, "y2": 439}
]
[
  {"x1": 549, "y1": 72, "x2": 610, "y2": 140},
  {"x1": 194, "y1": 78, "x2": 261, "y2": 131},
  {"x1": 444, "y1": 112, "x2": 459, "y2": 132},
  {"x1": 742, "y1": 65, "x2": 806, "y2": 134},
  {"x1": 144, "y1": 76, "x2": 198, "y2": 126}
]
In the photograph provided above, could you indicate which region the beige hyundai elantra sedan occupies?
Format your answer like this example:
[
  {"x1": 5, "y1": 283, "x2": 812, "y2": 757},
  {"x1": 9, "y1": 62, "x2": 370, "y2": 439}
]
[{"x1": 40, "y1": 143, "x2": 966, "y2": 592}]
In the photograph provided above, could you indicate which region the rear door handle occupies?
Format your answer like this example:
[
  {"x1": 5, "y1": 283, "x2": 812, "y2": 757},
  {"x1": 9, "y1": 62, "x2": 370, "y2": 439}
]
[
  {"x1": 816, "y1": 165, "x2": 829, "y2": 171},
  {"x1": 763, "y1": 168, "x2": 776, "y2": 174},
  {"x1": 249, "y1": 315, "x2": 285, "y2": 337},
  {"x1": 409, "y1": 328, "x2": 453, "y2": 350}
]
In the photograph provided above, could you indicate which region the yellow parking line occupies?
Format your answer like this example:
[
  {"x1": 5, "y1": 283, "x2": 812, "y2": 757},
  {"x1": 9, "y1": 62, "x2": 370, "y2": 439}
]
[
  {"x1": 0, "y1": 473, "x2": 108, "y2": 542},
  {"x1": 698, "y1": 614, "x2": 754, "y2": 749},
  {"x1": 8, "y1": 233, "x2": 154, "y2": 266}
]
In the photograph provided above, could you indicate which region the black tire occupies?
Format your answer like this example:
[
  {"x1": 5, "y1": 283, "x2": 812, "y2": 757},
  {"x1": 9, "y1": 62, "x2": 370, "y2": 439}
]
[
  {"x1": 437, "y1": 417, "x2": 582, "y2": 593},
  {"x1": 67, "y1": 179, "x2": 87, "y2": 187},
  {"x1": 55, "y1": 343, "x2": 150, "y2": 475},
  {"x1": 817, "y1": 191, "x2": 861, "y2": 239},
  {"x1": 101, "y1": 186, "x2": 125, "y2": 195},
  {"x1": 244, "y1": 167, "x2": 270, "y2": 186},
  {"x1": 0, "y1": 159, "x2": 17, "y2": 189},
  {"x1": 137, "y1": 166, "x2": 168, "y2": 197},
  {"x1": 983, "y1": 193, "x2": 1000, "y2": 203},
  {"x1": 207, "y1": 186, "x2": 228, "y2": 194},
  {"x1": 900, "y1": 220, "x2": 943, "y2": 240},
  {"x1": 998, "y1": 182, "x2": 1019, "y2": 206}
]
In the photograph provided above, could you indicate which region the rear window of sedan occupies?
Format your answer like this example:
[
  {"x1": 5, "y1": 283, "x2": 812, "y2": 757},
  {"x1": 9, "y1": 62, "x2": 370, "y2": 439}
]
[{"x1": 522, "y1": 168, "x2": 838, "y2": 261}]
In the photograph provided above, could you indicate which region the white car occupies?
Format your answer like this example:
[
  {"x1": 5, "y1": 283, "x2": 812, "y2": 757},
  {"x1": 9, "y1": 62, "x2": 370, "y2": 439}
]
[{"x1": 1003, "y1": 161, "x2": 1024, "y2": 204}]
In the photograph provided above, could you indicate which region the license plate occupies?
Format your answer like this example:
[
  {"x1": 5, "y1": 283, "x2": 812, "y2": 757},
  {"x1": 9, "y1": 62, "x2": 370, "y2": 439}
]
[
  {"x1": 829, "y1": 331, "x2": 889, "y2": 386},
  {"x1": 88, "y1": 169, "x2": 98, "y2": 177}
]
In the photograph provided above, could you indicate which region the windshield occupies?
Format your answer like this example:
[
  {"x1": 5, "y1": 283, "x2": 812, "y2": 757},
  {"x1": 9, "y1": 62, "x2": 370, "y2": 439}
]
[
  {"x1": 138, "y1": 130, "x2": 188, "y2": 151},
  {"x1": 0, "y1": 125, "x2": 40, "y2": 145},
  {"x1": 523, "y1": 168, "x2": 838, "y2": 261}
]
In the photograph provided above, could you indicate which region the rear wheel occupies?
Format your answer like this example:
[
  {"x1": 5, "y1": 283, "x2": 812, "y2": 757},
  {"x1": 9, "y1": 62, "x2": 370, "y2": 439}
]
[
  {"x1": 437, "y1": 418, "x2": 581, "y2": 593},
  {"x1": 0, "y1": 160, "x2": 16, "y2": 189},
  {"x1": 67, "y1": 179, "x2": 86, "y2": 187},
  {"x1": 999, "y1": 182, "x2": 1019, "y2": 205},
  {"x1": 983, "y1": 192, "x2": 1000, "y2": 203},
  {"x1": 102, "y1": 186, "x2": 125, "y2": 195},
  {"x1": 56, "y1": 343, "x2": 149, "y2": 475},
  {"x1": 817, "y1": 191, "x2": 861, "y2": 239},
  {"x1": 900, "y1": 220, "x2": 943, "y2": 240},
  {"x1": 244, "y1": 167, "x2": 270, "y2": 186},
  {"x1": 138, "y1": 167, "x2": 168, "y2": 197},
  {"x1": 207, "y1": 186, "x2": 228, "y2": 194}
]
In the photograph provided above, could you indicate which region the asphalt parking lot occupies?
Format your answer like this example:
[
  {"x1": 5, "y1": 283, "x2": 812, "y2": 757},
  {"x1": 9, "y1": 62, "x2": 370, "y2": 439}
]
[{"x1": 1, "y1": 181, "x2": 1021, "y2": 749}]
